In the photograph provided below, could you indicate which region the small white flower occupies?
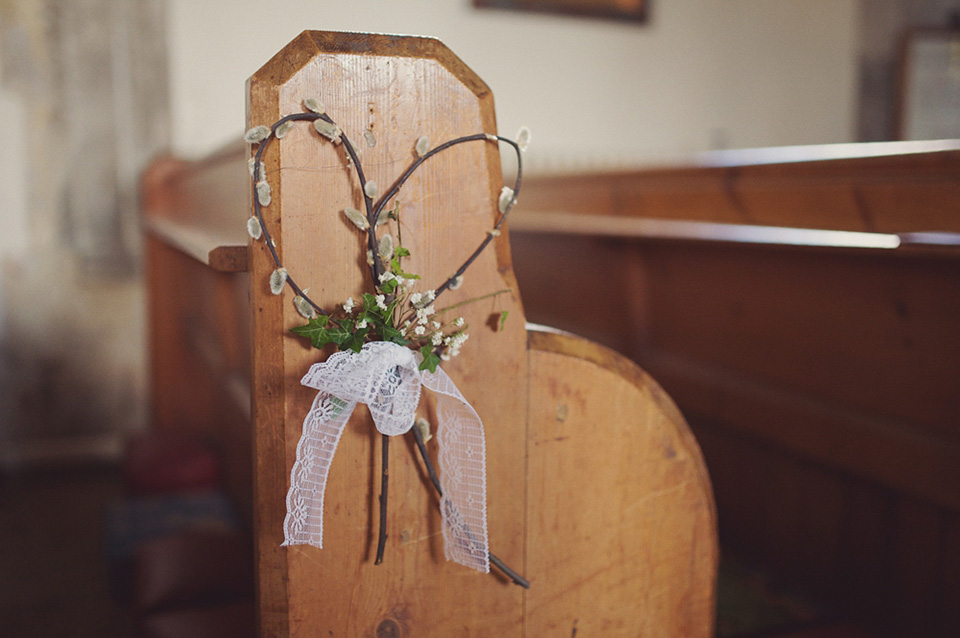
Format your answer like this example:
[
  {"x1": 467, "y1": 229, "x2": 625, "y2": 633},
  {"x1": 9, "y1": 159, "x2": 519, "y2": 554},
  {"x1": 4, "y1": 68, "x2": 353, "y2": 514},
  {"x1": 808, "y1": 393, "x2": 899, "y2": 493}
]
[
  {"x1": 404, "y1": 278, "x2": 416, "y2": 289},
  {"x1": 424, "y1": 290, "x2": 436, "y2": 302},
  {"x1": 343, "y1": 297, "x2": 355, "y2": 313},
  {"x1": 410, "y1": 292, "x2": 423, "y2": 305},
  {"x1": 247, "y1": 216, "x2": 263, "y2": 240},
  {"x1": 375, "y1": 294, "x2": 387, "y2": 311},
  {"x1": 275, "y1": 120, "x2": 295, "y2": 139},
  {"x1": 449, "y1": 275, "x2": 463, "y2": 290},
  {"x1": 441, "y1": 352, "x2": 451, "y2": 361},
  {"x1": 304, "y1": 97, "x2": 325, "y2": 114},
  {"x1": 269, "y1": 268, "x2": 287, "y2": 295},
  {"x1": 498, "y1": 186, "x2": 514, "y2": 213},
  {"x1": 244, "y1": 125, "x2": 270, "y2": 144},
  {"x1": 343, "y1": 207, "x2": 369, "y2": 230},
  {"x1": 364, "y1": 180, "x2": 379, "y2": 200},
  {"x1": 293, "y1": 296, "x2": 316, "y2": 319},
  {"x1": 313, "y1": 118, "x2": 342, "y2": 144},
  {"x1": 357, "y1": 318, "x2": 368, "y2": 329},
  {"x1": 378, "y1": 234, "x2": 394, "y2": 262},
  {"x1": 415, "y1": 135, "x2": 430, "y2": 157},
  {"x1": 414, "y1": 325, "x2": 426, "y2": 336},
  {"x1": 431, "y1": 321, "x2": 441, "y2": 330},
  {"x1": 431, "y1": 332, "x2": 443, "y2": 346},
  {"x1": 378, "y1": 271, "x2": 396, "y2": 283},
  {"x1": 455, "y1": 317, "x2": 465, "y2": 327},
  {"x1": 515, "y1": 126, "x2": 531, "y2": 152},
  {"x1": 256, "y1": 180, "x2": 272, "y2": 207}
]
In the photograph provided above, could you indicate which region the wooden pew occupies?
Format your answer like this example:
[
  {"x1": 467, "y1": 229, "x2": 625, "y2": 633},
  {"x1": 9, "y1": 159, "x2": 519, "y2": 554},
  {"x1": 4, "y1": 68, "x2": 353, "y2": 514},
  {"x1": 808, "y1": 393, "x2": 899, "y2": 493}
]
[
  {"x1": 509, "y1": 142, "x2": 960, "y2": 637},
  {"x1": 142, "y1": 31, "x2": 717, "y2": 637}
]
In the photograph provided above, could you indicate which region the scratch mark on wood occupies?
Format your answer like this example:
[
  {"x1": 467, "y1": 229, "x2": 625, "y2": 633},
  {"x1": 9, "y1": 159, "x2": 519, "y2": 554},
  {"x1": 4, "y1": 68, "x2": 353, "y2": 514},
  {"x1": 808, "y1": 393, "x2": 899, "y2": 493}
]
[
  {"x1": 624, "y1": 479, "x2": 693, "y2": 514},
  {"x1": 289, "y1": 545, "x2": 325, "y2": 570}
]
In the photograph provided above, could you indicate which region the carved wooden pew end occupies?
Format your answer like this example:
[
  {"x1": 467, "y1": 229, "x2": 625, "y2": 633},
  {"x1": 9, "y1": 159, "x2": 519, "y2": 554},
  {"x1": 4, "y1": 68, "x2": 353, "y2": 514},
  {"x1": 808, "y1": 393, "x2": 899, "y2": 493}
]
[{"x1": 143, "y1": 30, "x2": 717, "y2": 637}]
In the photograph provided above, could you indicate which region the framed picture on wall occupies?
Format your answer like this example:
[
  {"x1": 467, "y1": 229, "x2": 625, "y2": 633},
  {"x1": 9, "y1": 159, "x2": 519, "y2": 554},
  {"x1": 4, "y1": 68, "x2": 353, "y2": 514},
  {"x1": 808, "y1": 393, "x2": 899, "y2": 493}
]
[
  {"x1": 474, "y1": 0, "x2": 647, "y2": 23},
  {"x1": 897, "y1": 28, "x2": 960, "y2": 140}
]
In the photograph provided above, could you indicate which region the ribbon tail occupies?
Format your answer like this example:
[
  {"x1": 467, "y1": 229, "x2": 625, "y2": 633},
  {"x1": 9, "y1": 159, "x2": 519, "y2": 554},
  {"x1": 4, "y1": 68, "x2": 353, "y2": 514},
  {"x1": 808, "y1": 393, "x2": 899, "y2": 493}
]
[
  {"x1": 422, "y1": 368, "x2": 490, "y2": 573},
  {"x1": 282, "y1": 391, "x2": 356, "y2": 547}
]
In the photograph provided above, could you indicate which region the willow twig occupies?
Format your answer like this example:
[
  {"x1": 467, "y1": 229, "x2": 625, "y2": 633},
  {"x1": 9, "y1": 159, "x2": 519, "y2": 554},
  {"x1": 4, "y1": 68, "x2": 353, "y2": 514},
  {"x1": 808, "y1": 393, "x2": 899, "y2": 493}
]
[
  {"x1": 374, "y1": 433, "x2": 389, "y2": 564},
  {"x1": 411, "y1": 425, "x2": 530, "y2": 588}
]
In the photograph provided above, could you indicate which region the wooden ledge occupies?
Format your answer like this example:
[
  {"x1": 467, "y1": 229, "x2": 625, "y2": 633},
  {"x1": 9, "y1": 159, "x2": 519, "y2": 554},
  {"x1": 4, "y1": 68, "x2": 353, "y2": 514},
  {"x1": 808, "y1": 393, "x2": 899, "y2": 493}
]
[
  {"x1": 511, "y1": 210, "x2": 960, "y2": 258},
  {"x1": 145, "y1": 217, "x2": 248, "y2": 272}
]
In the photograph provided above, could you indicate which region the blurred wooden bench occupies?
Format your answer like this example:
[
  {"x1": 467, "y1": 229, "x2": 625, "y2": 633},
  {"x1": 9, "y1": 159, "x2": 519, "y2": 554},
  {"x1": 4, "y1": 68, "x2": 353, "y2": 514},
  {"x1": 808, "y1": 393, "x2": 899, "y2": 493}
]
[
  {"x1": 510, "y1": 142, "x2": 960, "y2": 637},
  {"x1": 142, "y1": 31, "x2": 717, "y2": 637}
]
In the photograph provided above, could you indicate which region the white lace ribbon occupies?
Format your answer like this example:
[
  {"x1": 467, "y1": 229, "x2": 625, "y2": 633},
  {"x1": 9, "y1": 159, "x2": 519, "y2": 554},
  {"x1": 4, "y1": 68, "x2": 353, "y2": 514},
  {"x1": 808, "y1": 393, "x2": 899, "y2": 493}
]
[{"x1": 282, "y1": 341, "x2": 489, "y2": 573}]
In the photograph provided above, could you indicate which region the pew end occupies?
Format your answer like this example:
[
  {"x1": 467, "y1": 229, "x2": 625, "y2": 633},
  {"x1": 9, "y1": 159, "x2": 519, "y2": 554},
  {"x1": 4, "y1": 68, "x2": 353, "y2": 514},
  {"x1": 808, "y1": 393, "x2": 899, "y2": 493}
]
[{"x1": 142, "y1": 31, "x2": 718, "y2": 637}]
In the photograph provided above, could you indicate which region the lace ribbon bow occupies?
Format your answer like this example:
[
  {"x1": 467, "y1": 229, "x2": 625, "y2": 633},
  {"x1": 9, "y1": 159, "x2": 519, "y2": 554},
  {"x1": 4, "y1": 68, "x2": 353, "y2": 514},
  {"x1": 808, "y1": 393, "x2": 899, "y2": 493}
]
[{"x1": 282, "y1": 341, "x2": 489, "y2": 573}]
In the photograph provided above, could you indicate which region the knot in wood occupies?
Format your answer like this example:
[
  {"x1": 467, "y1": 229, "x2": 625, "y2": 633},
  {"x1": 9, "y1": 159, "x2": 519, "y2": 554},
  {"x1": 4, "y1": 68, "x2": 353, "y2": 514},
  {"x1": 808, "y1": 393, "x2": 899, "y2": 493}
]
[{"x1": 376, "y1": 618, "x2": 401, "y2": 638}]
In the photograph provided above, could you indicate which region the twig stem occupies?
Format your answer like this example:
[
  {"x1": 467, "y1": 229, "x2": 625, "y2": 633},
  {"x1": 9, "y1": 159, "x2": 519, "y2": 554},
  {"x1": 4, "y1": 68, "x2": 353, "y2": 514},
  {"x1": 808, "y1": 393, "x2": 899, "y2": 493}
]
[
  {"x1": 411, "y1": 426, "x2": 530, "y2": 588},
  {"x1": 375, "y1": 433, "x2": 389, "y2": 564}
]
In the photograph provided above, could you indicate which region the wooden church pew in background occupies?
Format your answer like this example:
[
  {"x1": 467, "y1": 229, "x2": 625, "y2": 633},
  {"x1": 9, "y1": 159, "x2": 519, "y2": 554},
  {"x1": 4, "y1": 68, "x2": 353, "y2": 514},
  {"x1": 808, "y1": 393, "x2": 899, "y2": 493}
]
[
  {"x1": 141, "y1": 31, "x2": 718, "y2": 637},
  {"x1": 509, "y1": 141, "x2": 960, "y2": 637}
]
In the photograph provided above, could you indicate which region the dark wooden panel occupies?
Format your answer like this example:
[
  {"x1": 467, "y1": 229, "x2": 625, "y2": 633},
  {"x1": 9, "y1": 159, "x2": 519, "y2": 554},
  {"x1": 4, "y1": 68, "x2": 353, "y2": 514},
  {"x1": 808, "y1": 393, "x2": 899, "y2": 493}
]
[
  {"x1": 145, "y1": 235, "x2": 252, "y2": 521},
  {"x1": 940, "y1": 514, "x2": 960, "y2": 636},
  {"x1": 519, "y1": 141, "x2": 960, "y2": 233},
  {"x1": 836, "y1": 479, "x2": 896, "y2": 630},
  {"x1": 893, "y1": 498, "x2": 942, "y2": 637}
]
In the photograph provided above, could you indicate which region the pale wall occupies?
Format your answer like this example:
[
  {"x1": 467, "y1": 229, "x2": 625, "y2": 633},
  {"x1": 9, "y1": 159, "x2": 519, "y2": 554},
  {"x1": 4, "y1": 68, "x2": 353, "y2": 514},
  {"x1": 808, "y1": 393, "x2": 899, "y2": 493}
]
[{"x1": 167, "y1": 0, "x2": 860, "y2": 172}]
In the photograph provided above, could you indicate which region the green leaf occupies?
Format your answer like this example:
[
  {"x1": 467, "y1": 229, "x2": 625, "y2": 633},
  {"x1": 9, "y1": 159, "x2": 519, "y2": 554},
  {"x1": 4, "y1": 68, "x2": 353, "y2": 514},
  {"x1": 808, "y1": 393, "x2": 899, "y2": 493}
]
[
  {"x1": 380, "y1": 278, "x2": 398, "y2": 294},
  {"x1": 325, "y1": 319, "x2": 355, "y2": 347},
  {"x1": 419, "y1": 345, "x2": 441, "y2": 373},
  {"x1": 291, "y1": 316, "x2": 334, "y2": 349},
  {"x1": 395, "y1": 246, "x2": 411, "y2": 258},
  {"x1": 342, "y1": 325, "x2": 370, "y2": 353},
  {"x1": 362, "y1": 292, "x2": 379, "y2": 313},
  {"x1": 382, "y1": 324, "x2": 409, "y2": 346},
  {"x1": 388, "y1": 256, "x2": 420, "y2": 281}
]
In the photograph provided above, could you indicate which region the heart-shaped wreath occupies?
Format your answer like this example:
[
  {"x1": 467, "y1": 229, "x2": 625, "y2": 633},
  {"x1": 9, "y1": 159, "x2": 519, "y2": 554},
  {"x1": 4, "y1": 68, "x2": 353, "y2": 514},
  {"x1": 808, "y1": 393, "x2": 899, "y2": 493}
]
[{"x1": 246, "y1": 99, "x2": 529, "y2": 587}]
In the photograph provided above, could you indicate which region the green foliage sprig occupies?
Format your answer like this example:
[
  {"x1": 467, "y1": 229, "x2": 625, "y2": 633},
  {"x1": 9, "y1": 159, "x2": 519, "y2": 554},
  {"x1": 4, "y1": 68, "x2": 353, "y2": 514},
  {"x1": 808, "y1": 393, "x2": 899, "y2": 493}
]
[{"x1": 290, "y1": 243, "x2": 479, "y2": 374}]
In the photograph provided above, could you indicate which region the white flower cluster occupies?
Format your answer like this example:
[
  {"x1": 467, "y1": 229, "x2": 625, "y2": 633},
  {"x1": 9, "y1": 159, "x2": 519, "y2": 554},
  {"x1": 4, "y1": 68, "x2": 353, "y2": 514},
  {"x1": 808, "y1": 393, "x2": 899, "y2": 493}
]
[
  {"x1": 379, "y1": 270, "x2": 416, "y2": 291},
  {"x1": 441, "y1": 332, "x2": 469, "y2": 360},
  {"x1": 399, "y1": 290, "x2": 468, "y2": 359}
]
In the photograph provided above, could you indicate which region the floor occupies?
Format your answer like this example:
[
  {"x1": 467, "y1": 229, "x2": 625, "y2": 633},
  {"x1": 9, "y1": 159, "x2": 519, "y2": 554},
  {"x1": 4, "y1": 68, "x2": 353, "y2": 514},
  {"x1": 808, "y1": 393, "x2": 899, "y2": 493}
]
[
  {"x1": 0, "y1": 465, "x2": 132, "y2": 637},
  {"x1": 0, "y1": 464, "x2": 871, "y2": 638}
]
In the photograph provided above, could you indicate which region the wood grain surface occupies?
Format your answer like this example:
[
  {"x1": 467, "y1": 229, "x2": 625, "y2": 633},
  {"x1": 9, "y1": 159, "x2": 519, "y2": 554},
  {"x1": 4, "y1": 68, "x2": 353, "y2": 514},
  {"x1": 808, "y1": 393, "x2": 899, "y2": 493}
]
[{"x1": 243, "y1": 31, "x2": 716, "y2": 637}]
